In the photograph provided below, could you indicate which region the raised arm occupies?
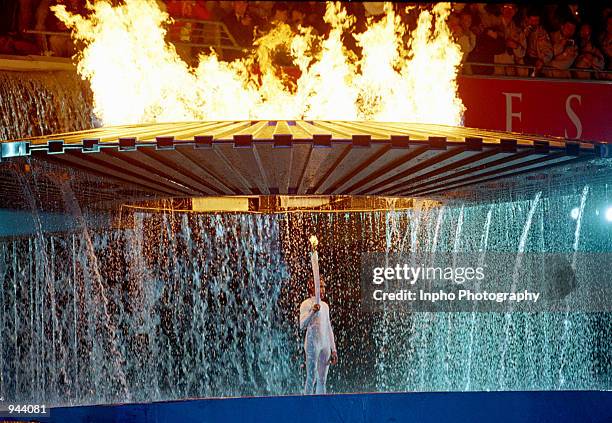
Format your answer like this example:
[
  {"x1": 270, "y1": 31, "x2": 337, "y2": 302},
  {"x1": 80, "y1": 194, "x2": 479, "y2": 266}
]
[{"x1": 300, "y1": 301, "x2": 316, "y2": 330}]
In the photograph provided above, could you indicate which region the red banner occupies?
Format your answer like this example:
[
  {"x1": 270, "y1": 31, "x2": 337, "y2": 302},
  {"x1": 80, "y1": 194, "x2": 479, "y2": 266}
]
[{"x1": 458, "y1": 75, "x2": 612, "y2": 143}]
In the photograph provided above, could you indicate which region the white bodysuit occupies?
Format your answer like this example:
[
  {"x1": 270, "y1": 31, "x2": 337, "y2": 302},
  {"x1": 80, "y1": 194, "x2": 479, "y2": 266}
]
[{"x1": 299, "y1": 297, "x2": 336, "y2": 394}]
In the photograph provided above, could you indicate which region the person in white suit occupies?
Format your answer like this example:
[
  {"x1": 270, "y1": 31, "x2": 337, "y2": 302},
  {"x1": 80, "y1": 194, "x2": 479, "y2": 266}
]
[{"x1": 300, "y1": 277, "x2": 338, "y2": 395}]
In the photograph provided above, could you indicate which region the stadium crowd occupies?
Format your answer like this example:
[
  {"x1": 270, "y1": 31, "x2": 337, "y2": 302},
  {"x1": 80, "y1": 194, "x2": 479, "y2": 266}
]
[
  {"x1": 0, "y1": 1, "x2": 611, "y2": 80},
  {"x1": 449, "y1": 3, "x2": 612, "y2": 79}
]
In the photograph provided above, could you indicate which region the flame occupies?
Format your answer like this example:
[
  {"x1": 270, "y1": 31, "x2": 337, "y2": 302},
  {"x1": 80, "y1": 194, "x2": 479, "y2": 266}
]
[
  {"x1": 52, "y1": 1, "x2": 465, "y2": 126},
  {"x1": 309, "y1": 235, "x2": 319, "y2": 249}
]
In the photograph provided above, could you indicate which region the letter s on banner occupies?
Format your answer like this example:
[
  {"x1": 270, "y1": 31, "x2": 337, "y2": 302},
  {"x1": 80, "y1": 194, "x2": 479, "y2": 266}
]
[{"x1": 564, "y1": 94, "x2": 582, "y2": 139}]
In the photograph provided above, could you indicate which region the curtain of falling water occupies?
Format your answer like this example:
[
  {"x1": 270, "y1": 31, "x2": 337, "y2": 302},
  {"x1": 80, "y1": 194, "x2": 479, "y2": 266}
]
[
  {"x1": 369, "y1": 187, "x2": 611, "y2": 392},
  {"x1": 1, "y1": 184, "x2": 611, "y2": 405},
  {"x1": 279, "y1": 202, "x2": 611, "y2": 393},
  {"x1": 0, "y1": 71, "x2": 95, "y2": 141},
  {"x1": 0, "y1": 209, "x2": 295, "y2": 405}
]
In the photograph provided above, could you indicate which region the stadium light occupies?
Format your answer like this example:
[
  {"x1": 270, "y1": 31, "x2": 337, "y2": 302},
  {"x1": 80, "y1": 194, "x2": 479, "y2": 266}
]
[{"x1": 570, "y1": 207, "x2": 580, "y2": 220}]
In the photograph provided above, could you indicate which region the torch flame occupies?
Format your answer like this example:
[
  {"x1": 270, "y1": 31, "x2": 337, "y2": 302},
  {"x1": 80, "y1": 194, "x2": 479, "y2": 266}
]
[
  {"x1": 309, "y1": 235, "x2": 319, "y2": 251},
  {"x1": 309, "y1": 235, "x2": 318, "y2": 246},
  {"x1": 52, "y1": 1, "x2": 465, "y2": 126}
]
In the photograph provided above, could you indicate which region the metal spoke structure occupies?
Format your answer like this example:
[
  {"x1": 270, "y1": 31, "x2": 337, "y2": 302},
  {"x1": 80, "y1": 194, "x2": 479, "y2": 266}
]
[{"x1": 1, "y1": 120, "x2": 610, "y2": 210}]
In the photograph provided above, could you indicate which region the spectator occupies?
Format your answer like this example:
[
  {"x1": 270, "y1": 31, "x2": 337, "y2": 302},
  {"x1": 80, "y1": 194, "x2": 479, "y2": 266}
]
[
  {"x1": 221, "y1": 0, "x2": 254, "y2": 60},
  {"x1": 166, "y1": 0, "x2": 211, "y2": 64},
  {"x1": 271, "y1": 2, "x2": 289, "y2": 24},
  {"x1": 248, "y1": 1, "x2": 274, "y2": 26},
  {"x1": 599, "y1": 16, "x2": 612, "y2": 80},
  {"x1": 468, "y1": 23, "x2": 506, "y2": 75},
  {"x1": 448, "y1": 13, "x2": 475, "y2": 73},
  {"x1": 493, "y1": 4, "x2": 527, "y2": 76},
  {"x1": 448, "y1": 13, "x2": 462, "y2": 39},
  {"x1": 2, "y1": 1, "x2": 610, "y2": 81},
  {"x1": 544, "y1": 4, "x2": 581, "y2": 34},
  {"x1": 547, "y1": 18, "x2": 578, "y2": 78},
  {"x1": 33, "y1": 0, "x2": 79, "y2": 57},
  {"x1": 256, "y1": 2, "x2": 290, "y2": 35},
  {"x1": 458, "y1": 11, "x2": 477, "y2": 53},
  {"x1": 574, "y1": 23, "x2": 605, "y2": 79},
  {"x1": 473, "y1": 3, "x2": 501, "y2": 30},
  {"x1": 167, "y1": 1, "x2": 211, "y2": 26},
  {"x1": 523, "y1": 7, "x2": 553, "y2": 77},
  {"x1": 208, "y1": 1, "x2": 233, "y2": 21},
  {"x1": 0, "y1": 0, "x2": 40, "y2": 55}
]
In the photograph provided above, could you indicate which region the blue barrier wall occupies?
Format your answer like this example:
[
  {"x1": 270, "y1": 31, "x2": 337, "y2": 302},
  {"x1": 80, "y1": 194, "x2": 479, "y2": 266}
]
[{"x1": 10, "y1": 391, "x2": 611, "y2": 423}]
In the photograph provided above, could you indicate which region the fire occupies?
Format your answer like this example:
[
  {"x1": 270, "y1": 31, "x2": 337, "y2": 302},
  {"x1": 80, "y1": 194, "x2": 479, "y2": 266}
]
[
  {"x1": 52, "y1": 1, "x2": 465, "y2": 126},
  {"x1": 309, "y1": 235, "x2": 319, "y2": 249}
]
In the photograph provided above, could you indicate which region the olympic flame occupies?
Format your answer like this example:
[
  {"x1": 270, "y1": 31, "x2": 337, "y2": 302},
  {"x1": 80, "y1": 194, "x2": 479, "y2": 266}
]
[{"x1": 52, "y1": 1, "x2": 465, "y2": 126}]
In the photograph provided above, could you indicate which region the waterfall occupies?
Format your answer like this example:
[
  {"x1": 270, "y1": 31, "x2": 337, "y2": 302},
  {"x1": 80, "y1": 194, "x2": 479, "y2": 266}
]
[
  {"x1": 498, "y1": 191, "x2": 542, "y2": 389},
  {"x1": 0, "y1": 70, "x2": 95, "y2": 141},
  {"x1": 464, "y1": 204, "x2": 494, "y2": 390},
  {"x1": 0, "y1": 182, "x2": 610, "y2": 405},
  {"x1": 557, "y1": 185, "x2": 590, "y2": 388}
]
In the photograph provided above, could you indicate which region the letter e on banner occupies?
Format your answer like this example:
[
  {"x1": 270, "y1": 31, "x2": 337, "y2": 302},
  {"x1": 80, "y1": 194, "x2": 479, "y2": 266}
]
[{"x1": 503, "y1": 92, "x2": 522, "y2": 132}]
